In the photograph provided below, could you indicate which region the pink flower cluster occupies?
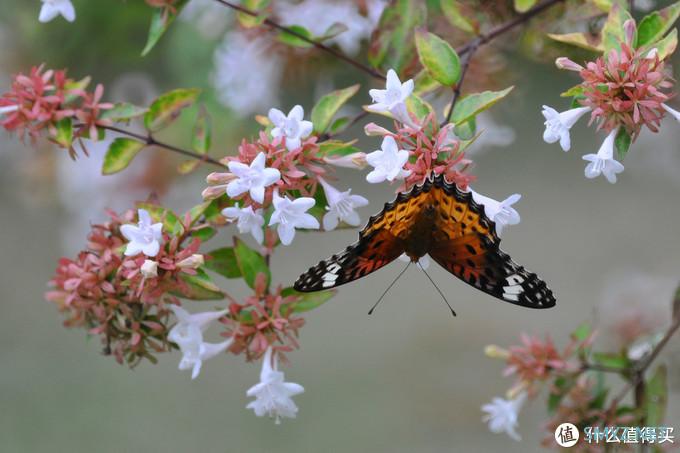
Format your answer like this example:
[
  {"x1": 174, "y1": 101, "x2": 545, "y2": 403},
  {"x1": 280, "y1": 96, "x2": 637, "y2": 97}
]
[
  {"x1": 0, "y1": 65, "x2": 112, "y2": 150},
  {"x1": 559, "y1": 20, "x2": 674, "y2": 139},
  {"x1": 367, "y1": 114, "x2": 476, "y2": 192},
  {"x1": 45, "y1": 208, "x2": 205, "y2": 366},
  {"x1": 222, "y1": 277, "x2": 306, "y2": 362},
  {"x1": 203, "y1": 131, "x2": 328, "y2": 207}
]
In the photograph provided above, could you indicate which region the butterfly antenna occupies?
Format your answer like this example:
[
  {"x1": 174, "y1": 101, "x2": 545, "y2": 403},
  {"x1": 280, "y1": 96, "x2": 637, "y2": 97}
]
[
  {"x1": 368, "y1": 261, "x2": 411, "y2": 315},
  {"x1": 418, "y1": 263, "x2": 457, "y2": 317}
]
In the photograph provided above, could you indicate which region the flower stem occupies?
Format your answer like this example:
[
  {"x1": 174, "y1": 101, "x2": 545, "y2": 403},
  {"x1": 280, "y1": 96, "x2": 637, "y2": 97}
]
[
  {"x1": 212, "y1": 0, "x2": 386, "y2": 81},
  {"x1": 87, "y1": 123, "x2": 228, "y2": 169}
]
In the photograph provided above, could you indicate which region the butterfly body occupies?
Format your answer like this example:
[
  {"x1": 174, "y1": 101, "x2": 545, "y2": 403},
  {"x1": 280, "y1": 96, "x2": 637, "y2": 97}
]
[{"x1": 294, "y1": 174, "x2": 556, "y2": 309}]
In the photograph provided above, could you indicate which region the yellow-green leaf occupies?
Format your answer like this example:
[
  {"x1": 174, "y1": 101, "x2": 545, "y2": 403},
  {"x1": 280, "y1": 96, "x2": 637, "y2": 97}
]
[
  {"x1": 368, "y1": 0, "x2": 426, "y2": 73},
  {"x1": 440, "y1": 1, "x2": 477, "y2": 34},
  {"x1": 144, "y1": 88, "x2": 201, "y2": 132},
  {"x1": 413, "y1": 68, "x2": 441, "y2": 95},
  {"x1": 102, "y1": 138, "x2": 145, "y2": 175},
  {"x1": 601, "y1": 2, "x2": 633, "y2": 53},
  {"x1": 318, "y1": 140, "x2": 360, "y2": 157},
  {"x1": 278, "y1": 25, "x2": 314, "y2": 48},
  {"x1": 281, "y1": 287, "x2": 336, "y2": 313},
  {"x1": 450, "y1": 87, "x2": 514, "y2": 125},
  {"x1": 172, "y1": 268, "x2": 224, "y2": 300},
  {"x1": 238, "y1": 0, "x2": 270, "y2": 28},
  {"x1": 100, "y1": 102, "x2": 148, "y2": 122},
  {"x1": 514, "y1": 0, "x2": 537, "y2": 13},
  {"x1": 311, "y1": 84, "x2": 360, "y2": 134},
  {"x1": 644, "y1": 364, "x2": 668, "y2": 426},
  {"x1": 637, "y1": 1, "x2": 680, "y2": 47},
  {"x1": 406, "y1": 94, "x2": 434, "y2": 122},
  {"x1": 415, "y1": 29, "x2": 461, "y2": 86},
  {"x1": 548, "y1": 32, "x2": 603, "y2": 52},
  {"x1": 650, "y1": 28, "x2": 678, "y2": 60},
  {"x1": 54, "y1": 118, "x2": 73, "y2": 148}
]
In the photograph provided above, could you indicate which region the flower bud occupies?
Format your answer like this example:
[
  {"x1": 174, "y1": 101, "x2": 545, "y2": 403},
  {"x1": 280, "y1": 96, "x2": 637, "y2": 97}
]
[
  {"x1": 555, "y1": 57, "x2": 584, "y2": 72},
  {"x1": 206, "y1": 172, "x2": 237, "y2": 185},
  {"x1": 141, "y1": 259, "x2": 158, "y2": 278},
  {"x1": 484, "y1": 344, "x2": 510, "y2": 359},
  {"x1": 201, "y1": 186, "x2": 226, "y2": 200},
  {"x1": 177, "y1": 254, "x2": 204, "y2": 269},
  {"x1": 323, "y1": 152, "x2": 368, "y2": 170}
]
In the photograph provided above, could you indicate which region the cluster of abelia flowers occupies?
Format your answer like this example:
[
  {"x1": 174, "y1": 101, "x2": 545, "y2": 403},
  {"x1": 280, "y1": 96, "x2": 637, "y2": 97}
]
[
  {"x1": 542, "y1": 17, "x2": 680, "y2": 184},
  {"x1": 0, "y1": 65, "x2": 112, "y2": 156},
  {"x1": 363, "y1": 70, "x2": 522, "y2": 235}
]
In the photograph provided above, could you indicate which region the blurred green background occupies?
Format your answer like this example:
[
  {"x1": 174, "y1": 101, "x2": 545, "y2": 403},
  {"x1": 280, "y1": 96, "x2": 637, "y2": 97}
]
[{"x1": 1, "y1": 1, "x2": 679, "y2": 452}]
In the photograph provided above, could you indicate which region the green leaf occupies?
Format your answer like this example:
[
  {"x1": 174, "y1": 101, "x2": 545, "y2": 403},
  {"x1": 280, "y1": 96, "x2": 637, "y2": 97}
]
[
  {"x1": 233, "y1": 237, "x2": 271, "y2": 290},
  {"x1": 368, "y1": 0, "x2": 426, "y2": 73},
  {"x1": 278, "y1": 25, "x2": 314, "y2": 48},
  {"x1": 601, "y1": 2, "x2": 633, "y2": 53},
  {"x1": 514, "y1": 0, "x2": 537, "y2": 13},
  {"x1": 192, "y1": 106, "x2": 211, "y2": 154},
  {"x1": 144, "y1": 88, "x2": 201, "y2": 132},
  {"x1": 405, "y1": 94, "x2": 434, "y2": 122},
  {"x1": 571, "y1": 322, "x2": 592, "y2": 342},
  {"x1": 328, "y1": 117, "x2": 350, "y2": 135},
  {"x1": 413, "y1": 69, "x2": 441, "y2": 96},
  {"x1": 102, "y1": 138, "x2": 145, "y2": 175},
  {"x1": 318, "y1": 140, "x2": 360, "y2": 157},
  {"x1": 592, "y1": 351, "x2": 630, "y2": 370},
  {"x1": 589, "y1": 0, "x2": 612, "y2": 11},
  {"x1": 205, "y1": 247, "x2": 242, "y2": 279},
  {"x1": 450, "y1": 87, "x2": 514, "y2": 125},
  {"x1": 191, "y1": 225, "x2": 217, "y2": 242},
  {"x1": 548, "y1": 375, "x2": 576, "y2": 413},
  {"x1": 637, "y1": 1, "x2": 680, "y2": 47},
  {"x1": 615, "y1": 127, "x2": 632, "y2": 161},
  {"x1": 560, "y1": 84, "x2": 586, "y2": 98},
  {"x1": 172, "y1": 267, "x2": 224, "y2": 300},
  {"x1": 652, "y1": 28, "x2": 678, "y2": 60},
  {"x1": 238, "y1": 0, "x2": 270, "y2": 28},
  {"x1": 311, "y1": 84, "x2": 360, "y2": 134},
  {"x1": 136, "y1": 203, "x2": 185, "y2": 236},
  {"x1": 99, "y1": 103, "x2": 148, "y2": 122},
  {"x1": 282, "y1": 288, "x2": 336, "y2": 313},
  {"x1": 64, "y1": 77, "x2": 91, "y2": 104},
  {"x1": 141, "y1": 1, "x2": 189, "y2": 56},
  {"x1": 440, "y1": 1, "x2": 477, "y2": 34},
  {"x1": 317, "y1": 22, "x2": 349, "y2": 41},
  {"x1": 547, "y1": 32, "x2": 603, "y2": 52},
  {"x1": 454, "y1": 117, "x2": 476, "y2": 140},
  {"x1": 644, "y1": 364, "x2": 668, "y2": 426},
  {"x1": 415, "y1": 30, "x2": 461, "y2": 86},
  {"x1": 54, "y1": 118, "x2": 73, "y2": 148}
]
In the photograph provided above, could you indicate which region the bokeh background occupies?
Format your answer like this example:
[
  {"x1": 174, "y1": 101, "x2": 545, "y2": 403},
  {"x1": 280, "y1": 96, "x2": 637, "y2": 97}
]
[{"x1": 1, "y1": 1, "x2": 679, "y2": 452}]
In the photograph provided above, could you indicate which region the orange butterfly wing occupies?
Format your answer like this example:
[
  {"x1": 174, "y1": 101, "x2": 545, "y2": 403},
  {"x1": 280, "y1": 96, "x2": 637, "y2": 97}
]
[{"x1": 294, "y1": 175, "x2": 556, "y2": 309}]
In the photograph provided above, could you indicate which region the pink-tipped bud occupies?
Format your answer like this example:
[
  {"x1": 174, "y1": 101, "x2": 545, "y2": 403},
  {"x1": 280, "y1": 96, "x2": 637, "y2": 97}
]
[
  {"x1": 364, "y1": 122, "x2": 392, "y2": 136},
  {"x1": 206, "y1": 172, "x2": 236, "y2": 185},
  {"x1": 555, "y1": 57, "x2": 584, "y2": 72},
  {"x1": 201, "y1": 185, "x2": 226, "y2": 200},
  {"x1": 176, "y1": 254, "x2": 204, "y2": 270},
  {"x1": 623, "y1": 19, "x2": 637, "y2": 46}
]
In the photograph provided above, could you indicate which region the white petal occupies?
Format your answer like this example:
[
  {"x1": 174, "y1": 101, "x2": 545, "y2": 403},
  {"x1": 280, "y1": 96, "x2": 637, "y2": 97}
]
[
  {"x1": 366, "y1": 169, "x2": 386, "y2": 184},
  {"x1": 191, "y1": 360, "x2": 203, "y2": 380},
  {"x1": 251, "y1": 225, "x2": 264, "y2": 244},
  {"x1": 291, "y1": 197, "x2": 315, "y2": 212},
  {"x1": 268, "y1": 108, "x2": 286, "y2": 126},
  {"x1": 298, "y1": 121, "x2": 313, "y2": 139},
  {"x1": 323, "y1": 212, "x2": 339, "y2": 231},
  {"x1": 60, "y1": 1, "x2": 76, "y2": 21},
  {"x1": 343, "y1": 210, "x2": 361, "y2": 226},
  {"x1": 250, "y1": 185, "x2": 265, "y2": 204},
  {"x1": 278, "y1": 225, "x2": 296, "y2": 245},
  {"x1": 385, "y1": 69, "x2": 401, "y2": 91},
  {"x1": 285, "y1": 136, "x2": 301, "y2": 151},
  {"x1": 294, "y1": 213, "x2": 320, "y2": 230},
  {"x1": 39, "y1": 4, "x2": 59, "y2": 22},
  {"x1": 289, "y1": 105, "x2": 304, "y2": 121},
  {"x1": 662, "y1": 103, "x2": 680, "y2": 122},
  {"x1": 401, "y1": 79, "x2": 414, "y2": 99},
  {"x1": 226, "y1": 180, "x2": 249, "y2": 198},
  {"x1": 141, "y1": 240, "x2": 160, "y2": 257},
  {"x1": 250, "y1": 152, "x2": 267, "y2": 171}
]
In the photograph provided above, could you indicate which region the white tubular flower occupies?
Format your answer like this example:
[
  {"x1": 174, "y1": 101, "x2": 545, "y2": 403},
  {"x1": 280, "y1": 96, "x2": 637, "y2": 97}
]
[
  {"x1": 541, "y1": 105, "x2": 590, "y2": 151},
  {"x1": 222, "y1": 203, "x2": 265, "y2": 244},
  {"x1": 140, "y1": 260, "x2": 158, "y2": 278},
  {"x1": 481, "y1": 391, "x2": 527, "y2": 441},
  {"x1": 319, "y1": 178, "x2": 369, "y2": 231},
  {"x1": 168, "y1": 305, "x2": 231, "y2": 380},
  {"x1": 398, "y1": 253, "x2": 430, "y2": 270},
  {"x1": 582, "y1": 127, "x2": 625, "y2": 184},
  {"x1": 468, "y1": 188, "x2": 521, "y2": 236},
  {"x1": 120, "y1": 209, "x2": 164, "y2": 257},
  {"x1": 368, "y1": 69, "x2": 414, "y2": 125},
  {"x1": 268, "y1": 105, "x2": 314, "y2": 151},
  {"x1": 39, "y1": 0, "x2": 75, "y2": 22},
  {"x1": 323, "y1": 152, "x2": 368, "y2": 170},
  {"x1": 365, "y1": 136, "x2": 411, "y2": 183},
  {"x1": 0, "y1": 105, "x2": 19, "y2": 116},
  {"x1": 246, "y1": 347, "x2": 305, "y2": 424},
  {"x1": 662, "y1": 103, "x2": 680, "y2": 122},
  {"x1": 269, "y1": 190, "x2": 320, "y2": 246},
  {"x1": 226, "y1": 152, "x2": 281, "y2": 204}
]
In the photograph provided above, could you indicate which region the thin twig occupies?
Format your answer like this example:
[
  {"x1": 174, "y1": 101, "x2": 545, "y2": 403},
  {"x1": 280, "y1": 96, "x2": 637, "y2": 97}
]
[
  {"x1": 82, "y1": 123, "x2": 228, "y2": 169},
  {"x1": 442, "y1": 39, "x2": 480, "y2": 126},
  {"x1": 212, "y1": 0, "x2": 386, "y2": 81},
  {"x1": 606, "y1": 316, "x2": 680, "y2": 419}
]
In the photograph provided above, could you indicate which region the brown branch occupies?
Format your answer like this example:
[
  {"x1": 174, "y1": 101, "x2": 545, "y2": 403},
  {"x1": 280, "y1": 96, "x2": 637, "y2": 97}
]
[
  {"x1": 82, "y1": 124, "x2": 228, "y2": 169},
  {"x1": 212, "y1": 0, "x2": 386, "y2": 81},
  {"x1": 442, "y1": 39, "x2": 480, "y2": 126},
  {"x1": 605, "y1": 315, "x2": 680, "y2": 420}
]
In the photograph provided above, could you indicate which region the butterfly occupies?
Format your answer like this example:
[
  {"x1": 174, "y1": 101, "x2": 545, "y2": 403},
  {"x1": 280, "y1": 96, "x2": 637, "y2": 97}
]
[{"x1": 294, "y1": 174, "x2": 556, "y2": 309}]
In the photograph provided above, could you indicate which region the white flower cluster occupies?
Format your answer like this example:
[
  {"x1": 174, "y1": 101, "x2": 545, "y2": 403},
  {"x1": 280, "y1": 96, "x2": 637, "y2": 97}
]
[{"x1": 542, "y1": 102, "x2": 680, "y2": 184}]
